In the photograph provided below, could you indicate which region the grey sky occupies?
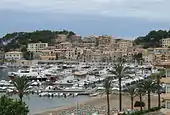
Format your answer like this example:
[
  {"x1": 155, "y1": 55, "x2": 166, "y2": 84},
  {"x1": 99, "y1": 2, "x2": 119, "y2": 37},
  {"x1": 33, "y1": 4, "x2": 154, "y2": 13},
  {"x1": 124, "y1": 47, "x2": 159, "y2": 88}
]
[{"x1": 0, "y1": 0, "x2": 170, "y2": 39}]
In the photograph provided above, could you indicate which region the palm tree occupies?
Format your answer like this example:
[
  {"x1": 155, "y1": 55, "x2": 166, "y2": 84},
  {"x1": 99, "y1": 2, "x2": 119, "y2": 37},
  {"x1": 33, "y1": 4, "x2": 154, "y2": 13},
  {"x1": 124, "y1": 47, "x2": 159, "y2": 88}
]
[
  {"x1": 11, "y1": 76, "x2": 31, "y2": 101},
  {"x1": 136, "y1": 82, "x2": 146, "y2": 111},
  {"x1": 132, "y1": 53, "x2": 144, "y2": 65},
  {"x1": 124, "y1": 86, "x2": 136, "y2": 110},
  {"x1": 111, "y1": 58, "x2": 132, "y2": 111},
  {"x1": 140, "y1": 79, "x2": 157, "y2": 110},
  {"x1": 102, "y1": 77, "x2": 112, "y2": 115},
  {"x1": 156, "y1": 69, "x2": 165, "y2": 107},
  {"x1": 150, "y1": 68, "x2": 165, "y2": 108}
]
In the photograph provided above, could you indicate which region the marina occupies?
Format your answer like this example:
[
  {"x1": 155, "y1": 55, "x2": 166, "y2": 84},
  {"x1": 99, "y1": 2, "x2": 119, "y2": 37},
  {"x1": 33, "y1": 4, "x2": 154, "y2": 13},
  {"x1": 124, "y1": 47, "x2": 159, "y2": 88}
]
[{"x1": 0, "y1": 61, "x2": 165, "y2": 114}]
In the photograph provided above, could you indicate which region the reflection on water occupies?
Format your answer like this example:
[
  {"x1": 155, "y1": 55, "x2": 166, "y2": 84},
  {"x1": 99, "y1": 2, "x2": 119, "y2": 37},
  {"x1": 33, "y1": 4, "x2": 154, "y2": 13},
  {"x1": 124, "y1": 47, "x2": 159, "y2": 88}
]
[
  {"x1": 0, "y1": 93, "x2": 90, "y2": 114},
  {"x1": 0, "y1": 68, "x2": 90, "y2": 114},
  {"x1": 0, "y1": 68, "x2": 17, "y2": 80}
]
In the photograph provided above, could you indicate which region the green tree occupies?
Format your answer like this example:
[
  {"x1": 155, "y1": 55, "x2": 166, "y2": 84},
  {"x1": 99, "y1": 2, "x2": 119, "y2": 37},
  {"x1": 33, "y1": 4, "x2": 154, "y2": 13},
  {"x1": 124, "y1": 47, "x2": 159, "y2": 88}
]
[
  {"x1": 0, "y1": 30, "x2": 76, "y2": 51},
  {"x1": 136, "y1": 82, "x2": 146, "y2": 111},
  {"x1": 11, "y1": 76, "x2": 31, "y2": 101},
  {"x1": 150, "y1": 69, "x2": 166, "y2": 107},
  {"x1": 111, "y1": 58, "x2": 132, "y2": 111},
  {"x1": 132, "y1": 53, "x2": 144, "y2": 65},
  {"x1": 124, "y1": 86, "x2": 136, "y2": 110},
  {"x1": 140, "y1": 79, "x2": 157, "y2": 110},
  {"x1": 23, "y1": 51, "x2": 33, "y2": 60},
  {"x1": 0, "y1": 95, "x2": 29, "y2": 115},
  {"x1": 102, "y1": 77, "x2": 112, "y2": 115}
]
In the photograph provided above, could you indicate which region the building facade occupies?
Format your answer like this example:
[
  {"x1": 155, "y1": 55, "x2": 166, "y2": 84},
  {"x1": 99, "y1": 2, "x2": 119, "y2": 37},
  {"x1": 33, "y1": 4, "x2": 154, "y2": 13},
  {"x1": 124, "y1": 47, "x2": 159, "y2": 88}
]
[
  {"x1": 5, "y1": 51, "x2": 23, "y2": 60},
  {"x1": 162, "y1": 38, "x2": 170, "y2": 48},
  {"x1": 155, "y1": 61, "x2": 170, "y2": 115},
  {"x1": 27, "y1": 43, "x2": 48, "y2": 52}
]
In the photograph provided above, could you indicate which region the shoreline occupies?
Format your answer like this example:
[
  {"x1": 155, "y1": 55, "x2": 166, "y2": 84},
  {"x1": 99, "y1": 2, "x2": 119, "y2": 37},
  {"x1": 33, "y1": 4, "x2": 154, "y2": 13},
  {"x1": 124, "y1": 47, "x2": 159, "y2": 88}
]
[
  {"x1": 33, "y1": 94, "x2": 159, "y2": 115},
  {"x1": 33, "y1": 95, "x2": 106, "y2": 115}
]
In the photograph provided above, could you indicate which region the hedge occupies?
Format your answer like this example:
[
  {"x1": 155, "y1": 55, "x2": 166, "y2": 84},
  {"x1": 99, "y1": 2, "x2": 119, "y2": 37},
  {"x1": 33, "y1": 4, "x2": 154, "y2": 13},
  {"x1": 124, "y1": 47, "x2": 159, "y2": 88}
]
[{"x1": 126, "y1": 107, "x2": 162, "y2": 115}]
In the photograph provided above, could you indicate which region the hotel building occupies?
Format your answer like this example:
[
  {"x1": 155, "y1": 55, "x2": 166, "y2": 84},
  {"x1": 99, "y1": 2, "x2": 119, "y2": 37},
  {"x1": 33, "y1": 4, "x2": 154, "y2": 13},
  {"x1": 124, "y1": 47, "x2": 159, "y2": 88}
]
[{"x1": 27, "y1": 43, "x2": 48, "y2": 52}]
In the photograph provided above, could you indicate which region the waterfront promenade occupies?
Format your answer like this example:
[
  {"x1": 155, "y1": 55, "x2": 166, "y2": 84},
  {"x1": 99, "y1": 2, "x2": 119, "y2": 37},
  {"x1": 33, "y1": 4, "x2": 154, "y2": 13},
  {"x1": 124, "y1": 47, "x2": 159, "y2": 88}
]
[{"x1": 33, "y1": 94, "x2": 159, "y2": 115}]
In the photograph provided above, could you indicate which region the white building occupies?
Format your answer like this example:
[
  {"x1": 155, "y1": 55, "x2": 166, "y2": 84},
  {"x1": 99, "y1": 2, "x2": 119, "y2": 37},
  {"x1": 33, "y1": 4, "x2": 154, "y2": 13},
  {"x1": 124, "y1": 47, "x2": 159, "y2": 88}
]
[
  {"x1": 162, "y1": 38, "x2": 170, "y2": 48},
  {"x1": 27, "y1": 43, "x2": 48, "y2": 52},
  {"x1": 5, "y1": 51, "x2": 23, "y2": 60}
]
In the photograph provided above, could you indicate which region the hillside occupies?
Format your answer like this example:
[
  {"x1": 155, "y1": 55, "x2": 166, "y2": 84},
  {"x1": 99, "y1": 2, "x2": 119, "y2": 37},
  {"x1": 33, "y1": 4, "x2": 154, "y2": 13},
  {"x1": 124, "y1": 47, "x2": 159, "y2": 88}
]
[
  {"x1": 1, "y1": 29, "x2": 170, "y2": 52},
  {"x1": 0, "y1": 30, "x2": 75, "y2": 52},
  {"x1": 134, "y1": 30, "x2": 170, "y2": 48}
]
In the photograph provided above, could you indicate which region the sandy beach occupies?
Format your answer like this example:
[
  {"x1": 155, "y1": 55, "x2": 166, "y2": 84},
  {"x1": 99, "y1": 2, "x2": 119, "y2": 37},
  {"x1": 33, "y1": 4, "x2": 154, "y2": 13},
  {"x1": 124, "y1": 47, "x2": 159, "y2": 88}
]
[{"x1": 33, "y1": 93, "x2": 159, "y2": 115}]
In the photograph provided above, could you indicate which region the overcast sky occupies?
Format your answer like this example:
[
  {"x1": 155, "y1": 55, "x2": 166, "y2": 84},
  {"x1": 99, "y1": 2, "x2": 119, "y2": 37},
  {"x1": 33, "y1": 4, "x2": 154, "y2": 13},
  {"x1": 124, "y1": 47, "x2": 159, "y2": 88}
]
[{"x1": 0, "y1": 0, "x2": 170, "y2": 39}]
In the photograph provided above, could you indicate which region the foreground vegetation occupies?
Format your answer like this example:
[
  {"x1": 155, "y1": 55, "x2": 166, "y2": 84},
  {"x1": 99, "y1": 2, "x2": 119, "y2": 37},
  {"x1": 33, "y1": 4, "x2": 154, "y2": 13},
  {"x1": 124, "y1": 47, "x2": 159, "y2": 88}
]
[
  {"x1": 0, "y1": 76, "x2": 31, "y2": 115},
  {"x1": 126, "y1": 107, "x2": 162, "y2": 115},
  {"x1": 0, "y1": 95, "x2": 29, "y2": 115},
  {"x1": 102, "y1": 58, "x2": 165, "y2": 115},
  {"x1": 11, "y1": 76, "x2": 31, "y2": 101}
]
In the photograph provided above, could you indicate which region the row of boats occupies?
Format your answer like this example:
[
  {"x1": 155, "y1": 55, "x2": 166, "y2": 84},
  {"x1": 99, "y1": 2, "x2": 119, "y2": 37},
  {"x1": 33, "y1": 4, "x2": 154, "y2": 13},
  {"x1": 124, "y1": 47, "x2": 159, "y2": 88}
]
[
  {"x1": 0, "y1": 62, "x2": 161, "y2": 98},
  {"x1": 38, "y1": 92, "x2": 79, "y2": 97}
]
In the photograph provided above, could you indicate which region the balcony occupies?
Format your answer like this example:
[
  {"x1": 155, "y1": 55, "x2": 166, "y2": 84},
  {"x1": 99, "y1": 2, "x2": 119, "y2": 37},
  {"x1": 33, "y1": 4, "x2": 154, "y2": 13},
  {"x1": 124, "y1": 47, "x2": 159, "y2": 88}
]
[
  {"x1": 154, "y1": 61, "x2": 170, "y2": 68},
  {"x1": 161, "y1": 93, "x2": 170, "y2": 100},
  {"x1": 161, "y1": 77, "x2": 170, "y2": 84}
]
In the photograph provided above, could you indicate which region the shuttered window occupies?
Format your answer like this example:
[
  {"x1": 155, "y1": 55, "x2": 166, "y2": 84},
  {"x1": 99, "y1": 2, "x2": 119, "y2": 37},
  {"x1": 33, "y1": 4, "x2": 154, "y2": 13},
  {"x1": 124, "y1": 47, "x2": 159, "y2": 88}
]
[
  {"x1": 167, "y1": 87, "x2": 170, "y2": 93},
  {"x1": 167, "y1": 71, "x2": 170, "y2": 77},
  {"x1": 167, "y1": 102, "x2": 170, "y2": 109}
]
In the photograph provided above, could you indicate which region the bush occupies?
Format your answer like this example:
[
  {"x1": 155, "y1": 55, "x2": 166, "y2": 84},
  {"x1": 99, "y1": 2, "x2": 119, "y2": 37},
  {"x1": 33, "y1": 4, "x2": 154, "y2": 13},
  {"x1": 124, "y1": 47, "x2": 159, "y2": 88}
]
[
  {"x1": 134, "y1": 101, "x2": 145, "y2": 107},
  {"x1": 126, "y1": 106, "x2": 162, "y2": 115},
  {"x1": 149, "y1": 107, "x2": 161, "y2": 112},
  {"x1": 0, "y1": 95, "x2": 29, "y2": 115}
]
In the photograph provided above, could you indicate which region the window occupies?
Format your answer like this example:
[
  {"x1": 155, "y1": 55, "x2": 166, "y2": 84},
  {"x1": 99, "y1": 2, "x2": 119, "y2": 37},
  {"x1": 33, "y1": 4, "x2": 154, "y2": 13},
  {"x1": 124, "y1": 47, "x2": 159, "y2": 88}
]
[
  {"x1": 167, "y1": 87, "x2": 170, "y2": 93},
  {"x1": 167, "y1": 70, "x2": 170, "y2": 77},
  {"x1": 167, "y1": 102, "x2": 170, "y2": 109}
]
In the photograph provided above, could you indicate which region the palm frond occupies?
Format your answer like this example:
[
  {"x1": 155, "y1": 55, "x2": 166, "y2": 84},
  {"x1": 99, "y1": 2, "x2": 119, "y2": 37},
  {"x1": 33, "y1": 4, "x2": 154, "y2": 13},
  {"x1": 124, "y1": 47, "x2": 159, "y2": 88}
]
[
  {"x1": 11, "y1": 76, "x2": 31, "y2": 100},
  {"x1": 101, "y1": 77, "x2": 112, "y2": 95}
]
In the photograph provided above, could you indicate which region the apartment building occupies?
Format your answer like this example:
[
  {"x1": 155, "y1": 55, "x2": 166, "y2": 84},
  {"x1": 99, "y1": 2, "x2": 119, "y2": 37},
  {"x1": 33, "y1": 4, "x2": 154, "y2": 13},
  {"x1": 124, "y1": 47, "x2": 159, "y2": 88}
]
[
  {"x1": 144, "y1": 48, "x2": 170, "y2": 63},
  {"x1": 27, "y1": 43, "x2": 48, "y2": 52},
  {"x1": 65, "y1": 47, "x2": 83, "y2": 61},
  {"x1": 155, "y1": 61, "x2": 170, "y2": 115},
  {"x1": 81, "y1": 37, "x2": 96, "y2": 48},
  {"x1": 5, "y1": 51, "x2": 23, "y2": 60},
  {"x1": 162, "y1": 38, "x2": 170, "y2": 48},
  {"x1": 58, "y1": 42, "x2": 72, "y2": 49},
  {"x1": 96, "y1": 35, "x2": 112, "y2": 45},
  {"x1": 118, "y1": 40, "x2": 133, "y2": 49},
  {"x1": 147, "y1": 48, "x2": 170, "y2": 55},
  {"x1": 56, "y1": 34, "x2": 67, "y2": 43}
]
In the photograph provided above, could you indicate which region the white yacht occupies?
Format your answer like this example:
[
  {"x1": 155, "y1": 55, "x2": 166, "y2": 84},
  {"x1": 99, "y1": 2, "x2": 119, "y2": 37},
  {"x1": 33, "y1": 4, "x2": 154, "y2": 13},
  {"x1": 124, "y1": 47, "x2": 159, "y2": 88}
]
[
  {"x1": 8, "y1": 66, "x2": 42, "y2": 78},
  {"x1": 0, "y1": 65, "x2": 7, "y2": 69}
]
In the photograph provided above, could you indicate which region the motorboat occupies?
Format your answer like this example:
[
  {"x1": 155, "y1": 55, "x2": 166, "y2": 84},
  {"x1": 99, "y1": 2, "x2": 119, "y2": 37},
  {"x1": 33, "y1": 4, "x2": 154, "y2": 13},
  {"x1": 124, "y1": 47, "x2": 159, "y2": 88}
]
[
  {"x1": 0, "y1": 65, "x2": 7, "y2": 69},
  {"x1": 89, "y1": 92, "x2": 99, "y2": 97},
  {"x1": 8, "y1": 67, "x2": 40, "y2": 78}
]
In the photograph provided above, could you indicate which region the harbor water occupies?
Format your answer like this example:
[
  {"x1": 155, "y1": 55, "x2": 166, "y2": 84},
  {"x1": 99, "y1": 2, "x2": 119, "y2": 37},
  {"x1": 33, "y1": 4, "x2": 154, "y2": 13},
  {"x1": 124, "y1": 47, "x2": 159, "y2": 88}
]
[{"x1": 0, "y1": 68, "x2": 90, "y2": 114}]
